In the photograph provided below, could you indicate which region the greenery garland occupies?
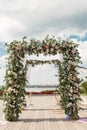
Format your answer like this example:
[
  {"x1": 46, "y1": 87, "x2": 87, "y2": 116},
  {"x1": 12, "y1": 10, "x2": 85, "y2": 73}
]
[
  {"x1": 3, "y1": 38, "x2": 27, "y2": 121},
  {"x1": 26, "y1": 59, "x2": 60, "y2": 67},
  {"x1": 3, "y1": 36, "x2": 81, "y2": 121},
  {"x1": 59, "y1": 41, "x2": 81, "y2": 119}
]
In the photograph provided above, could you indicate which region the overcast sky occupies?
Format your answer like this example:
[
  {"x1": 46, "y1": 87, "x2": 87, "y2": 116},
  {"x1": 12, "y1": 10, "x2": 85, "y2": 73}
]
[
  {"x1": 0, "y1": 0, "x2": 87, "y2": 86},
  {"x1": 0, "y1": 0, "x2": 87, "y2": 42}
]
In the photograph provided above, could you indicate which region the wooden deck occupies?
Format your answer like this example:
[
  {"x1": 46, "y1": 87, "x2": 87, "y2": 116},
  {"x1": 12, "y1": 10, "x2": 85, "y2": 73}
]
[{"x1": 0, "y1": 95, "x2": 87, "y2": 130}]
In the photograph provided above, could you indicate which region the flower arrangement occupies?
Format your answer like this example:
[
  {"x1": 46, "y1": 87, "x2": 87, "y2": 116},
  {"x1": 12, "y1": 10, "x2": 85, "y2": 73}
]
[{"x1": 3, "y1": 36, "x2": 81, "y2": 121}]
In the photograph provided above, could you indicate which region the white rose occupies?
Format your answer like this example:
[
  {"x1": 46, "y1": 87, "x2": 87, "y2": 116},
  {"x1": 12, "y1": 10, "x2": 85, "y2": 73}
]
[
  {"x1": 9, "y1": 80, "x2": 13, "y2": 85},
  {"x1": 7, "y1": 71, "x2": 12, "y2": 75}
]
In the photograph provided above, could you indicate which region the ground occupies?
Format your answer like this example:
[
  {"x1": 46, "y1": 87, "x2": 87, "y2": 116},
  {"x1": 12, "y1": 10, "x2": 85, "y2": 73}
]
[{"x1": 0, "y1": 95, "x2": 87, "y2": 130}]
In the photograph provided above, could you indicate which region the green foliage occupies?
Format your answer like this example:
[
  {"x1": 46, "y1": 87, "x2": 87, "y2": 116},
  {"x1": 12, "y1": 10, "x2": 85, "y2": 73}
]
[
  {"x1": 81, "y1": 78, "x2": 87, "y2": 94},
  {"x1": 3, "y1": 39, "x2": 27, "y2": 121},
  {"x1": 0, "y1": 86, "x2": 4, "y2": 92},
  {"x1": 58, "y1": 40, "x2": 81, "y2": 119}
]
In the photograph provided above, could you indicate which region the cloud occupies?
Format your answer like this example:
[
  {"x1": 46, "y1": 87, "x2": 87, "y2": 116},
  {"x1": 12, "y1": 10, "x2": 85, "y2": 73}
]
[
  {"x1": 0, "y1": 55, "x2": 8, "y2": 68},
  {"x1": 70, "y1": 38, "x2": 87, "y2": 68},
  {"x1": 26, "y1": 64, "x2": 58, "y2": 85},
  {"x1": 70, "y1": 39, "x2": 87, "y2": 80},
  {"x1": 0, "y1": 0, "x2": 87, "y2": 42},
  {"x1": 78, "y1": 41, "x2": 87, "y2": 66},
  {"x1": 0, "y1": 0, "x2": 87, "y2": 86},
  {"x1": 0, "y1": 68, "x2": 6, "y2": 85}
]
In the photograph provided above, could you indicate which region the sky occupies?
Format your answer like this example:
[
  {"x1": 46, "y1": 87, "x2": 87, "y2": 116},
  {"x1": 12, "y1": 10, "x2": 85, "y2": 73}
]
[{"x1": 0, "y1": 0, "x2": 87, "y2": 85}]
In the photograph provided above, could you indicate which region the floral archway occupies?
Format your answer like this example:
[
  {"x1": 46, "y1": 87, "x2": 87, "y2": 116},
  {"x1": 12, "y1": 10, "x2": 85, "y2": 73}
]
[{"x1": 4, "y1": 36, "x2": 81, "y2": 121}]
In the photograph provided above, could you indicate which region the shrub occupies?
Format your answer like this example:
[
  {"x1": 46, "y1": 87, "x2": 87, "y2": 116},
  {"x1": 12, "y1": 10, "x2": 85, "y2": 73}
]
[{"x1": 81, "y1": 80, "x2": 87, "y2": 94}]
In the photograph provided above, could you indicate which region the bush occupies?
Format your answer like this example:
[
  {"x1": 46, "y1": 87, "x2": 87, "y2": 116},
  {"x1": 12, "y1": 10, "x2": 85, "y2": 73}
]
[{"x1": 81, "y1": 81, "x2": 87, "y2": 94}]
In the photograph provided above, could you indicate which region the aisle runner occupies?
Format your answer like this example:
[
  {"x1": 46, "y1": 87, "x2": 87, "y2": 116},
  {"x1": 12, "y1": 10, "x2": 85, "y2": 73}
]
[{"x1": 77, "y1": 118, "x2": 87, "y2": 123}]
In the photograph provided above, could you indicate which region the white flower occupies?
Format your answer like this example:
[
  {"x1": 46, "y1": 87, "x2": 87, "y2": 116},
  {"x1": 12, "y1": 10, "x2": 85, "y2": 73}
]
[
  {"x1": 9, "y1": 80, "x2": 13, "y2": 85},
  {"x1": 8, "y1": 87, "x2": 13, "y2": 92},
  {"x1": 68, "y1": 60, "x2": 72, "y2": 64},
  {"x1": 7, "y1": 77, "x2": 12, "y2": 81},
  {"x1": 50, "y1": 48, "x2": 54, "y2": 52},
  {"x1": 75, "y1": 83, "x2": 78, "y2": 87},
  {"x1": 66, "y1": 50, "x2": 68, "y2": 55},
  {"x1": 7, "y1": 70, "x2": 12, "y2": 75},
  {"x1": 16, "y1": 45, "x2": 23, "y2": 51},
  {"x1": 4, "y1": 101, "x2": 7, "y2": 104},
  {"x1": 67, "y1": 102, "x2": 72, "y2": 107},
  {"x1": 12, "y1": 72, "x2": 17, "y2": 79},
  {"x1": 19, "y1": 71, "x2": 22, "y2": 74},
  {"x1": 3, "y1": 106, "x2": 6, "y2": 109}
]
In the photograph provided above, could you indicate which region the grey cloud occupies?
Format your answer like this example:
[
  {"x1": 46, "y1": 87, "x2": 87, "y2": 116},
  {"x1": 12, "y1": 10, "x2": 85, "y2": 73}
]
[{"x1": 0, "y1": 0, "x2": 87, "y2": 41}]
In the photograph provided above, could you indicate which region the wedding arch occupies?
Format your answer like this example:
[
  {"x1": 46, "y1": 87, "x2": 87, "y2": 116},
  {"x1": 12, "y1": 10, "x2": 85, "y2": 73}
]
[{"x1": 4, "y1": 35, "x2": 81, "y2": 121}]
